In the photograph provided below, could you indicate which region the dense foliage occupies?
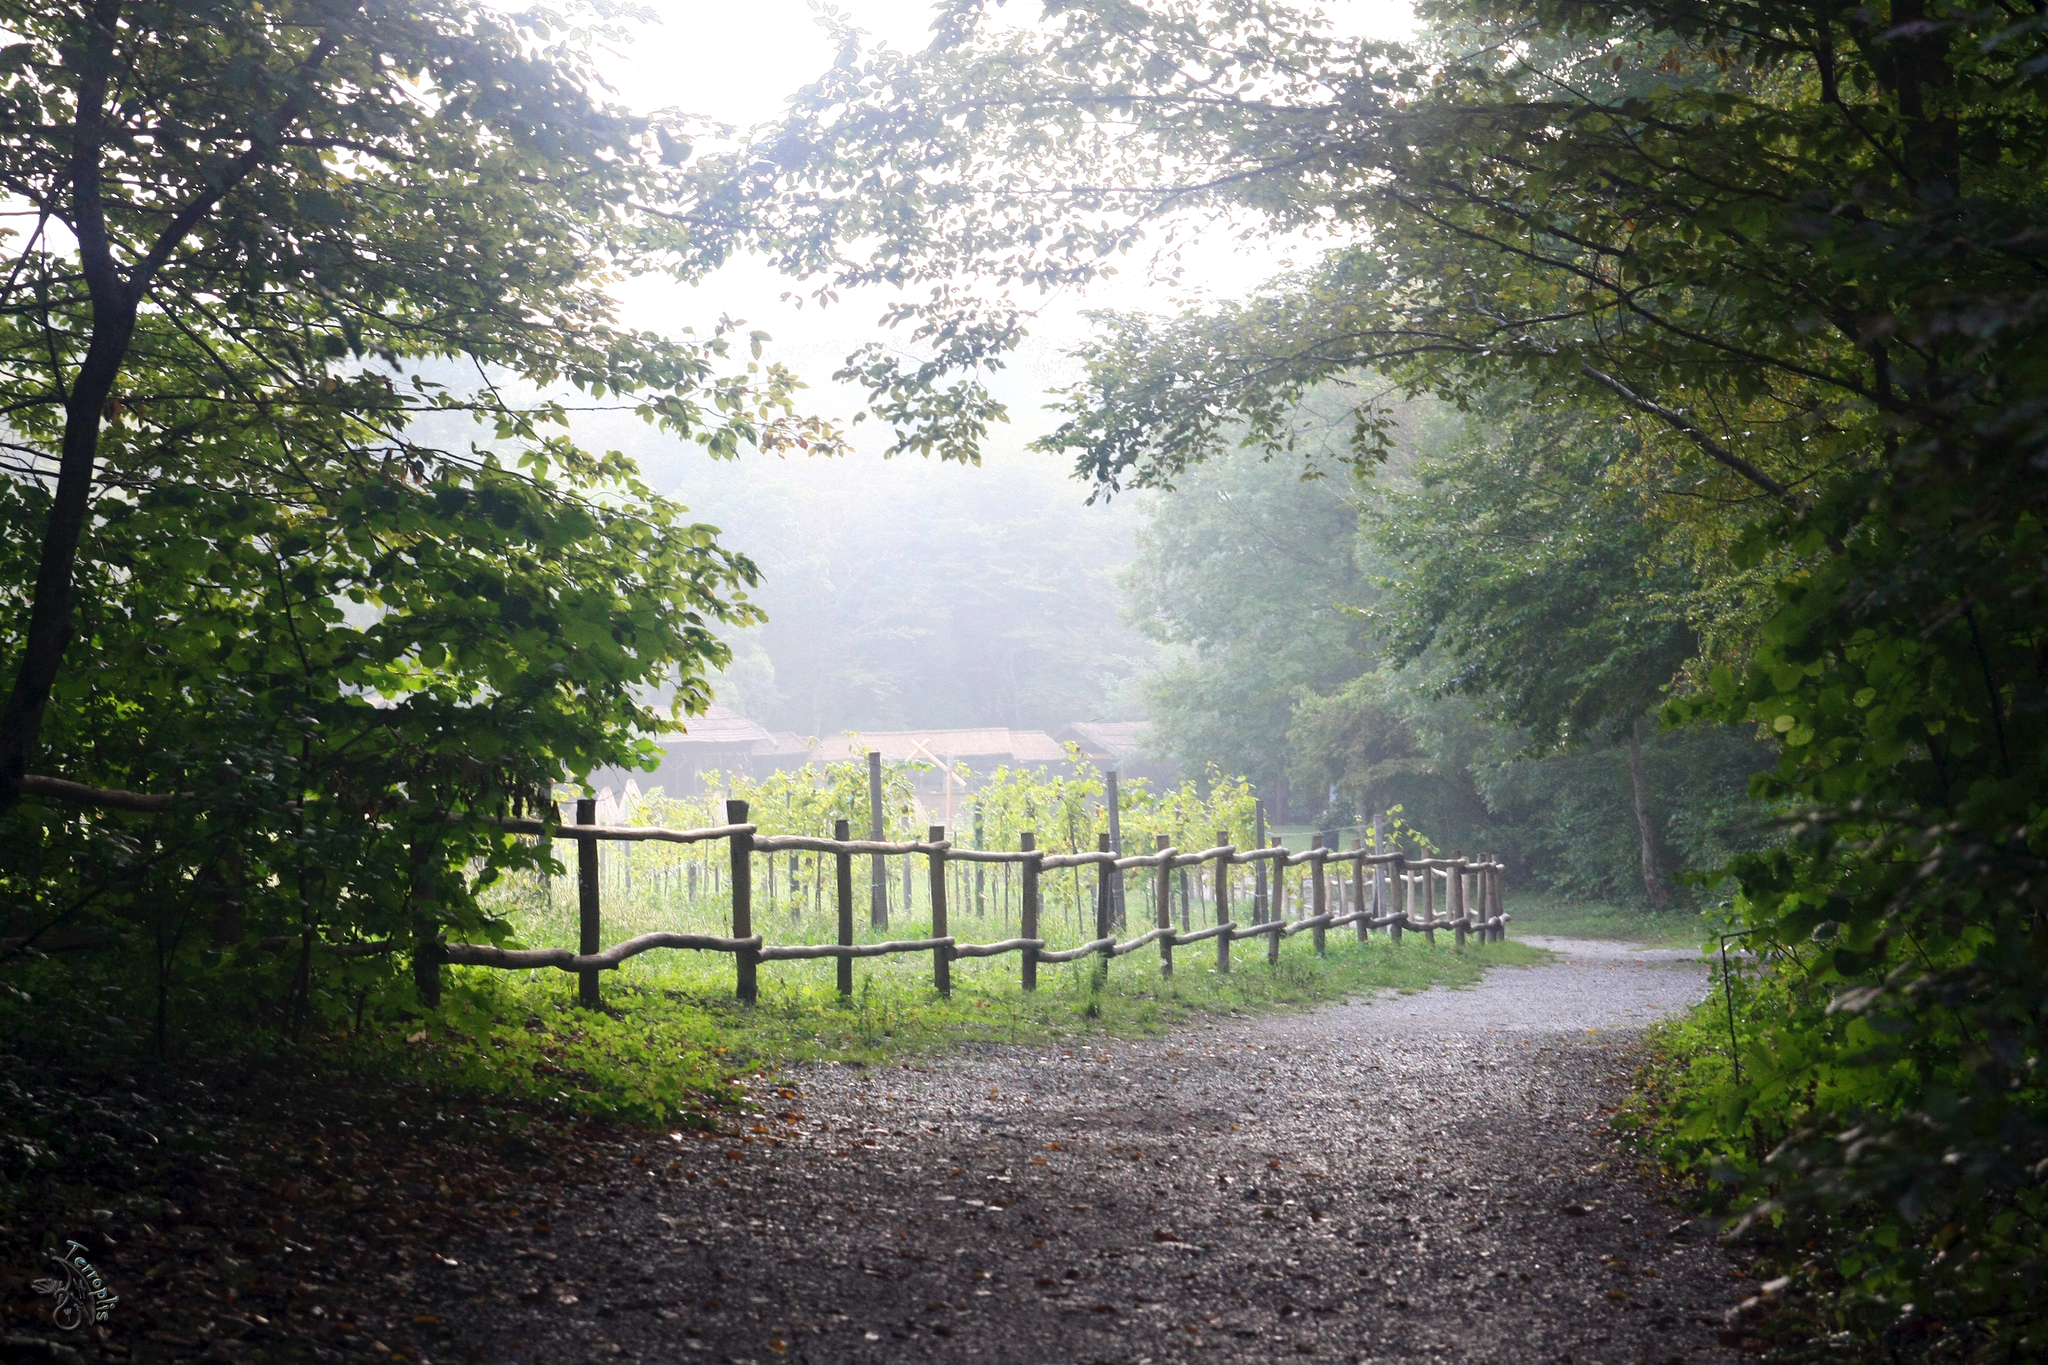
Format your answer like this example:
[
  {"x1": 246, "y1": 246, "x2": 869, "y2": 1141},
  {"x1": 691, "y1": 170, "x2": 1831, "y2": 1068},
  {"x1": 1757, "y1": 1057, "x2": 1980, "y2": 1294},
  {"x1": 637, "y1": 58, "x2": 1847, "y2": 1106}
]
[
  {"x1": 1117, "y1": 420, "x2": 1370, "y2": 815},
  {"x1": 0, "y1": 2, "x2": 835, "y2": 1036},
  {"x1": 718, "y1": 0, "x2": 2048, "y2": 1352}
]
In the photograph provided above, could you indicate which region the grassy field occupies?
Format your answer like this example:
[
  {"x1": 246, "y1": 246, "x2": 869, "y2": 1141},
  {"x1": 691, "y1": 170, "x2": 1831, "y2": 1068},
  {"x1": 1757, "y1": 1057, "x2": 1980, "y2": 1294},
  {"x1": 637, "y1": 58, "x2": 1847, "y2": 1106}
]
[
  {"x1": 1501, "y1": 890, "x2": 1720, "y2": 947},
  {"x1": 354, "y1": 867, "x2": 1549, "y2": 1127}
]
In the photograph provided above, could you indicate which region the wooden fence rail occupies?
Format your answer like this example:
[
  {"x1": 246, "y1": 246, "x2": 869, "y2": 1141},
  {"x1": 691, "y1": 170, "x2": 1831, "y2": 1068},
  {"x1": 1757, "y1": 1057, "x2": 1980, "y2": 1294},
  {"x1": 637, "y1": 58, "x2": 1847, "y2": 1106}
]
[
  {"x1": 12, "y1": 771, "x2": 1511, "y2": 1003},
  {"x1": 408, "y1": 798, "x2": 1510, "y2": 1009}
]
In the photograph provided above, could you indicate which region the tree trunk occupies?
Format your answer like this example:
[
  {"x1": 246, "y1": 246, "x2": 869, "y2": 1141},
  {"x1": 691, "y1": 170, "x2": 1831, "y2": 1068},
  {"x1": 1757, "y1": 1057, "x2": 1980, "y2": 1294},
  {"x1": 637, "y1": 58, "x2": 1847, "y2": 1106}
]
[
  {"x1": 1627, "y1": 717, "x2": 1673, "y2": 913},
  {"x1": 0, "y1": 309, "x2": 133, "y2": 808},
  {"x1": 0, "y1": 11, "x2": 290, "y2": 811},
  {"x1": 0, "y1": 23, "x2": 135, "y2": 811}
]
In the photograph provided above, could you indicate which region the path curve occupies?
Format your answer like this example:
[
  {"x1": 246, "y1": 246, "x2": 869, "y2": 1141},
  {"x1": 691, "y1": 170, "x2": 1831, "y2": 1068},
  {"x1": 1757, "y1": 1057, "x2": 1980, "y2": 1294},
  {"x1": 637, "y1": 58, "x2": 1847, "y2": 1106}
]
[{"x1": 426, "y1": 940, "x2": 1746, "y2": 1365}]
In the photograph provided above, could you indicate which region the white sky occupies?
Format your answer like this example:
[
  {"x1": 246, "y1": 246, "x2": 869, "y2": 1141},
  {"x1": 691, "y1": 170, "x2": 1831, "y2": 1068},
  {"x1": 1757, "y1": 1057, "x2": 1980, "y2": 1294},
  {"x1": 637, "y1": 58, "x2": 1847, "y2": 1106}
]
[{"x1": 589, "y1": 0, "x2": 1418, "y2": 453}]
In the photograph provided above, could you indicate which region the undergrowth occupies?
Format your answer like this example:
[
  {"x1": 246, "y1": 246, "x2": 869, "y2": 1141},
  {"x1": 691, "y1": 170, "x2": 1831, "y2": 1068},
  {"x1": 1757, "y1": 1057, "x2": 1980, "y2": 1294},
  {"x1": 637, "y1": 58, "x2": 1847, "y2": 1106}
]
[
  {"x1": 1502, "y1": 890, "x2": 1720, "y2": 947},
  {"x1": 0, "y1": 894, "x2": 1546, "y2": 1135},
  {"x1": 354, "y1": 930, "x2": 1546, "y2": 1127}
]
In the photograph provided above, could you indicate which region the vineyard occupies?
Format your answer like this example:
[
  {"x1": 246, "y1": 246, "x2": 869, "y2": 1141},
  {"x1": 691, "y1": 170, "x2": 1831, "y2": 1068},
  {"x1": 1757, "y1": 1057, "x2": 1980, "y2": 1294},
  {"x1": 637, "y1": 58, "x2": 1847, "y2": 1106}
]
[{"x1": 582, "y1": 753, "x2": 1430, "y2": 923}]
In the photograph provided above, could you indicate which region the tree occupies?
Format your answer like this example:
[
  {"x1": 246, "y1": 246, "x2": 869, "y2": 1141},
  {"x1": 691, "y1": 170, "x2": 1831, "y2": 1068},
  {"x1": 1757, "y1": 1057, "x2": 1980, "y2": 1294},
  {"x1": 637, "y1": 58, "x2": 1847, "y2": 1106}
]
[
  {"x1": 0, "y1": 1, "x2": 846, "y2": 1032},
  {"x1": 726, "y1": 0, "x2": 2048, "y2": 1342},
  {"x1": 0, "y1": 0, "x2": 834, "y2": 811},
  {"x1": 1366, "y1": 386, "x2": 1708, "y2": 907},
  {"x1": 1119, "y1": 434, "x2": 1369, "y2": 817},
  {"x1": 1286, "y1": 674, "x2": 1487, "y2": 840}
]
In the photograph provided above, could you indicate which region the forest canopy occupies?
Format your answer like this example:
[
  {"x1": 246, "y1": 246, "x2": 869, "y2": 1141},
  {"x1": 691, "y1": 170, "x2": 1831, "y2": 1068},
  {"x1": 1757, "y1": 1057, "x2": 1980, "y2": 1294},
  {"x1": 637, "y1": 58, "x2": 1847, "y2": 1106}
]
[
  {"x1": 699, "y1": 0, "x2": 2047, "y2": 1350},
  {"x1": 1, "y1": 0, "x2": 2044, "y2": 1353},
  {"x1": 0, "y1": 0, "x2": 842, "y2": 999}
]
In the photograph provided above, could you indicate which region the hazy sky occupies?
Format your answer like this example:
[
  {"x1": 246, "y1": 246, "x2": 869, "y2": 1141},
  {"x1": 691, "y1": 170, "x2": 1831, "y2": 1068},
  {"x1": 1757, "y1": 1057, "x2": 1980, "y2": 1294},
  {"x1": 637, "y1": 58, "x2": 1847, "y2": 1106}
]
[
  {"x1": 570, "y1": 0, "x2": 1419, "y2": 730},
  {"x1": 589, "y1": 0, "x2": 1420, "y2": 446}
]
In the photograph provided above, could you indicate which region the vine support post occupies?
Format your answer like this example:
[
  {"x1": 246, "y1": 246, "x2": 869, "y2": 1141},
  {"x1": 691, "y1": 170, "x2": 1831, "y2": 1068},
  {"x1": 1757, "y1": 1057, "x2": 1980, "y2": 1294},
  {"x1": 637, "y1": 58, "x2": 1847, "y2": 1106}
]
[
  {"x1": 729, "y1": 799, "x2": 755, "y2": 1004},
  {"x1": 974, "y1": 810, "x2": 985, "y2": 919},
  {"x1": 1310, "y1": 834, "x2": 1328, "y2": 957},
  {"x1": 928, "y1": 824, "x2": 951, "y2": 998},
  {"x1": 1155, "y1": 834, "x2": 1174, "y2": 978},
  {"x1": 834, "y1": 818, "x2": 854, "y2": 997},
  {"x1": 1020, "y1": 831, "x2": 1039, "y2": 992},
  {"x1": 577, "y1": 796, "x2": 601, "y2": 1009}
]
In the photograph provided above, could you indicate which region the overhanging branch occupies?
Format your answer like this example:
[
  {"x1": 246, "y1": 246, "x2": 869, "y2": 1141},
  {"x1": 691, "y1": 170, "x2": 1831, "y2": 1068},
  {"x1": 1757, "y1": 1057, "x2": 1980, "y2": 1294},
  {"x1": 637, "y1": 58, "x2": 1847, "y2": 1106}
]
[{"x1": 1577, "y1": 363, "x2": 1794, "y2": 504}]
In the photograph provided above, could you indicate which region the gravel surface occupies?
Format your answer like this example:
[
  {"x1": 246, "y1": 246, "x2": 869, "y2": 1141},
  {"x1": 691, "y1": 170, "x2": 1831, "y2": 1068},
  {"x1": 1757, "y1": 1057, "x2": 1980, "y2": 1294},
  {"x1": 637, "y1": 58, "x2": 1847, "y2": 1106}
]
[{"x1": 417, "y1": 940, "x2": 1746, "y2": 1365}]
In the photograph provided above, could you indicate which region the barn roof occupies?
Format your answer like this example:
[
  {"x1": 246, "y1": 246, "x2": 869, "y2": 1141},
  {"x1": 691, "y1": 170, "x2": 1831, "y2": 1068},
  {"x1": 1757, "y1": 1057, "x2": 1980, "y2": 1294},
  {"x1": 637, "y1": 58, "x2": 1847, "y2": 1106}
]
[
  {"x1": 1061, "y1": 720, "x2": 1154, "y2": 759},
  {"x1": 807, "y1": 728, "x2": 1070, "y2": 768},
  {"x1": 663, "y1": 704, "x2": 775, "y2": 748}
]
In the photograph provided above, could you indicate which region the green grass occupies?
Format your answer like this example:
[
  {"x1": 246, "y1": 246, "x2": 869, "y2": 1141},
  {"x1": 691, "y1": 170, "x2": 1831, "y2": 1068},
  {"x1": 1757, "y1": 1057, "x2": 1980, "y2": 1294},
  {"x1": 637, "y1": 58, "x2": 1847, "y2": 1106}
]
[
  {"x1": 0, "y1": 864, "x2": 1546, "y2": 1140},
  {"x1": 344, "y1": 868, "x2": 1549, "y2": 1127},
  {"x1": 1502, "y1": 890, "x2": 1720, "y2": 947}
]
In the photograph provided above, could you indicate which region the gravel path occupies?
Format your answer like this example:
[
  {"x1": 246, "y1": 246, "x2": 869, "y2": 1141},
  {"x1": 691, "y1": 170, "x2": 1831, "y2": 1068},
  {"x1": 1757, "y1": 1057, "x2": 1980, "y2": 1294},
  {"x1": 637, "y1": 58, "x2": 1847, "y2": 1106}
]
[{"x1": 420, "y1": 940, "x2": 1746, "y2": 1365}]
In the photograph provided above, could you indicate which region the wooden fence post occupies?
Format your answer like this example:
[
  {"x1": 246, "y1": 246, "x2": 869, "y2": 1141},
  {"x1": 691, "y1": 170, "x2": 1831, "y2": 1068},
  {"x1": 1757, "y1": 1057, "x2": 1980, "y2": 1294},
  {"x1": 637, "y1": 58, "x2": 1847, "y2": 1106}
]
[
  {"x1": 1268, "y1": 857, "x2": 1285, "y2": 967},
  {"x1": 1477, "y1": 857, "x2": 1492, "y2": 941},
  {"x1": 1388, "y1": 856, "x2": 1405, "y2": 945},
  {"x1": 868, "y1": 751, "x2": 888, "y2": 930},
  {"x1": 1105, "y1": 771, "x2": 1126, "y2": 930},
  {"x1": 1214, "y1": 833, "x2": 1232, "y2": 976},
  {"x1": 928, "y1": 824, "x2": 950, "y2": 998},
  {"x1": 1462, "y1": 855, "x2": 1475, "y2": 944},
  {"x1": 1369, "y1": 813, "x2": 1386, "y2": 937},
  {"x1": 1352, "y1": 844, "x2": 1369, "y2": 942},
  {"x1": 974, "y1": 811, "x2": 986, "y2": 919},
  {"x1": 1482, "y1": 862, "x2": 1492, "y2": 935},
  {"x1": 1021, "y1": 831, "x2": 1039, "y2": 992},
  {"x1": 729, "y1": 799, "x2": 756, "y2": 1004},
  {"x1": 1492, "y1": 859, "x2": 1507, "y2": 940},
  {"x1": 1310, "y1": 834, "x2": 1328, "y2": 957},
  {"x1": 1156, "y1": 834, "x2": 1174, "y2": 978},
  {"x1": 577, "y1": 796, "x2": 601, "y2": 1008},
  {"x1": 1253, "y1": 799, "x2": 1269, "y2": 922},
  {"x1": 1095, "y1": 833, "x2": 1113, "y2": 944},
  {"x1": 834, "y1": 818, "x2": 854, "y2": 997},
  {"x1": 1452, "y1": 853, "x2": 1469, "y2": 948},
  {"x1": 1422, "y1": 863, "x2": 1437, "y2": 945}
]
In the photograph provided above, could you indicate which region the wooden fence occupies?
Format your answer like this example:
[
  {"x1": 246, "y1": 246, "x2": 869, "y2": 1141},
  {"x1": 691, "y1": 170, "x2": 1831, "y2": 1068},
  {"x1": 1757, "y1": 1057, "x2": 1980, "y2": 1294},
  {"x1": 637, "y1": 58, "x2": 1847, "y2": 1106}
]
[{"x1": 411, "y1": 797, "x2": 1510, "y2": 1009}]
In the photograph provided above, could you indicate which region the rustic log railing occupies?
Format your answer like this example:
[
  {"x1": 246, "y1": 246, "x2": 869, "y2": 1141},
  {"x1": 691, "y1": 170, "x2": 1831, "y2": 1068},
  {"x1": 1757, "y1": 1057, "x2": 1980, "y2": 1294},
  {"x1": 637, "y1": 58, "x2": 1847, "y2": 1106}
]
[
  {"x1": 14, "y1": 775, "x2": 1511, "y2": 1002},
  {"x1": 408, "y1": 798, "x2": 1510, "y2": 1008}
]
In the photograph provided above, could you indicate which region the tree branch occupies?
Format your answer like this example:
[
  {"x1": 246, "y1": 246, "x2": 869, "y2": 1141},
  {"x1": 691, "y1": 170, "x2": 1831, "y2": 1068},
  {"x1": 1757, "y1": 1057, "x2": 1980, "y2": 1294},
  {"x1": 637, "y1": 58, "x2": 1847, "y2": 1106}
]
[{"x1": 1576, "y1": 363, "x2": 1794, "y2": 504}]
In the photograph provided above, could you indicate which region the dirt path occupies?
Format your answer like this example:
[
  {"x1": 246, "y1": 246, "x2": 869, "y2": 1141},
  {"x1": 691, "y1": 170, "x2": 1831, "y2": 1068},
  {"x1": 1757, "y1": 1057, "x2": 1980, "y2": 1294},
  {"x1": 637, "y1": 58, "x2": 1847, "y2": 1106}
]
[{"x1": 412, "y1": 940, "x2": 1745, "y2": 1365}]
